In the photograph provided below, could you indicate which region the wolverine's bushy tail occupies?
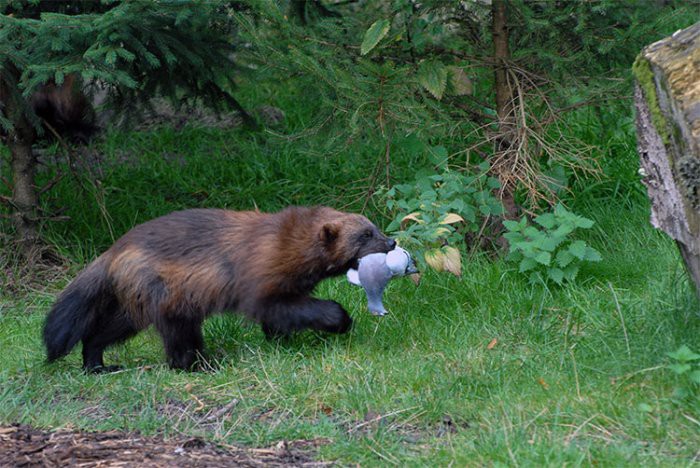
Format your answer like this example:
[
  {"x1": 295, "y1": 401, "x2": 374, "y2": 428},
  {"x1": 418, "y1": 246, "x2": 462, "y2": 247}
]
[{"x1": 43, "y1": 259, "x2": 110, "y2": 361}]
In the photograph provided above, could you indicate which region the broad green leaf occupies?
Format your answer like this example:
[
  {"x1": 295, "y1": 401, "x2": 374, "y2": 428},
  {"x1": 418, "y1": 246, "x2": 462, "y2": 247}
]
[
  {"x1": 563, "y1": 264, "x2": 579, "y2": 281},
  {"x1": 667, "y1": 345, "x2": 700, "y2": 362},
  {"x1": 584, "y1": 247, "x2": 602, "y2": 262},
  {"x1": 548, "y1": 268, "x2": 564, "y2": 284},
  {"x1": 487, "y1": 177, "x2": 501, "y2": 190},
  {"x1": 503, "y1": 220, "x2": 520, "y2": 231},
  {"x1": 668, "y1": 363, "x2": 691, "y2": 374},
  {"x1": 449, "y1": 198, "x2": 465, "y2": 213},
  {"x1": 553, "y1": 224, "x2": 575, "y2": 237},
  {"x1": 569, "y1": 240, "x2": 587, "y2": 259},
  {"x1": 689, "y1": 370, "x2": 700, "y2": 384},
  {"x1": 524, "y1": 226, "x2": 541, "y2": 238},
  {"x1": 479, "y1": 204, "x2": 493, "y2": 216},
  {"x1": 417, "y1": 60, "x2": 448, "y2": 100},
  {"x1": 503, "y1": 232, "x2": 524, "y2": 244},
  {"x1": 534, "y1": 213, "x2": 556, "y2": 229},
  {"x1": 574, "y1": 215, "x2": 595, "y2": 229},
  {"x1": 386, "y1": 218, "x2": 400, "y2": 232},
  {"x1": 554, "y1": 203, "x2": 569, "y2": 217},
  {"x1": 534, "y1": 251, "x2": 551, "y2": 266},
  {"x1": 462, "y1": 206, "x2": 476, "y2": 223},
  {"x1": 555, "y1": 250, "x2": 575, "y2": 267},
  {"x1": 506, "y1": 251, "x2": 523, "y2": 262},
  {"x1": 519, "y1": 257, "x2": 538, "y2": 272},
  {"x1": 360, "y1": 19, "x2": 391, "y2": 56},
  {"x1": 536, "y1": 236, "x2": 562, "y2": 252}
]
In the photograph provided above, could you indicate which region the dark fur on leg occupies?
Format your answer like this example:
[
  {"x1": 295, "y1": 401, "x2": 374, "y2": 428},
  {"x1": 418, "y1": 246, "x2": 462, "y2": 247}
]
[
  {"x1": 81, "y1": 310, "x2": 137, "y2": 373},
  {"x1": 259, "y1": 297, "x2": 352, "y2": 339},
  {"x1": 155, "y1": 316, "x2": 205, "y2": 370}
]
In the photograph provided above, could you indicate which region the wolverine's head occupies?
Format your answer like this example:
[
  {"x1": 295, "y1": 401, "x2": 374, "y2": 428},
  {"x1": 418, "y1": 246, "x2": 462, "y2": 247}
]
[{"x1": 318, "y1": 211, "x2": 396, "y2": 274}]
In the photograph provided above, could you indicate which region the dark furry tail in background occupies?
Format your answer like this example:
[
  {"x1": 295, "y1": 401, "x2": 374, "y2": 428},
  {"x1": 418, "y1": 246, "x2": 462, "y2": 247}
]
[{"x1": 43, "y1": 261, "x2": 108, "y2": 361}]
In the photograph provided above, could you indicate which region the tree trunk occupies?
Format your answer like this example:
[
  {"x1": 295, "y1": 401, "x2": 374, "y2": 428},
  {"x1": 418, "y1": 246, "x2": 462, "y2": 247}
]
[
  {"x1": 9, "y1": 134, "x2": 39, "y2": 249},
  {"x1": 492, "y1": 0, "x2": 512, "y2": 123},
  {"x1": 634, "y1": 23, "x2": 700, "y2": 298},
  {"x1": 0, "y1": 64, "x2": 40, "y2": 253},
  {"x1": 491, "y1": 0, "x2": 518, "y2": 220}
]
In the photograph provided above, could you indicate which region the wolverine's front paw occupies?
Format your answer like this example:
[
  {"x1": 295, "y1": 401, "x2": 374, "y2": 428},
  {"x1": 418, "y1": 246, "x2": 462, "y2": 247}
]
[{"x1": 317, "y1": 300, "x2": 352, "y2": 334}]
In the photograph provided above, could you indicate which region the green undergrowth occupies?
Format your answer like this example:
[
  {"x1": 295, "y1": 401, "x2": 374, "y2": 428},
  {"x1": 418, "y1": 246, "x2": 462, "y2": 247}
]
[
  {"x1": 1, "y1": 195, "x2": 699, "y2": 465},
  {"x1": 1, "y1": 80, "x2": 698, "y2": 464}
]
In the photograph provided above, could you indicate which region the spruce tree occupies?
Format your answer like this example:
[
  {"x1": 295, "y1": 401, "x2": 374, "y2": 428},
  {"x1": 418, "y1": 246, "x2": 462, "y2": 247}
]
[{"x1": 0, "y1": 0, "x2": 249, "y2": 253}]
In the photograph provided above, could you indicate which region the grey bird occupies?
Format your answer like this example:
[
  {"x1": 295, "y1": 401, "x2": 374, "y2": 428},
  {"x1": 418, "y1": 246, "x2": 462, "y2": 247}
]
[{"x1": 347, "y1": 246, "x2": 418, "y2": 316}]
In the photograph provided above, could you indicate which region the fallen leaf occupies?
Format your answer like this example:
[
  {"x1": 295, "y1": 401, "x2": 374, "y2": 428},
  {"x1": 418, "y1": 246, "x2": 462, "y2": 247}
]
[
  {"x1": 486, "y1": 338, "x2": 498, "y2": 350},
  {"x1": 410, "y1": 273, "x2": 421, "y2": 286},
  {"x1": 537, "y1": 378, "x2": 549, "y2": 390}
]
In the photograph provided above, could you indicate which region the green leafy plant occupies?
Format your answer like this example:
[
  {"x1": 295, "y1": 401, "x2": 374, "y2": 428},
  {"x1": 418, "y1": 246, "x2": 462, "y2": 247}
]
[
  {"x1": 667, "y1": 345, "x2": 700, "y2": 400},
  {"x1": 503, "y1": 204, "x2": 601, "y2": 285},
  {"x1": 385, "y1": 149, "x2": 503, "y2": 276}
]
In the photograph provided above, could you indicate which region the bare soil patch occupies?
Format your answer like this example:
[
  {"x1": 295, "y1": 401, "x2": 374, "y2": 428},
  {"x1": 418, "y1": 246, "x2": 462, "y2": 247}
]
[{"x1": 0, "y1": 425, "x2": 330, "y2": 467}]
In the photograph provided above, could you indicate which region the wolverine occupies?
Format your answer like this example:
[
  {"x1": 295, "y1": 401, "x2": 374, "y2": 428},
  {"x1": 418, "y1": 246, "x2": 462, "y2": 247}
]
[{"x1": 43, "y1": 206, "x2": 396, "y2": 372}]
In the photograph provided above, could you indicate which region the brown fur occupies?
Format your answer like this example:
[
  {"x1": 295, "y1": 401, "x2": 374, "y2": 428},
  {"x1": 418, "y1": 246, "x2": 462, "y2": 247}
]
[
  {"x1": 43, "y1": 206, "x2": 395, "y2": 372},
  {"x1": 29, "y1": 74, "x2": 96, "y2": 142}
]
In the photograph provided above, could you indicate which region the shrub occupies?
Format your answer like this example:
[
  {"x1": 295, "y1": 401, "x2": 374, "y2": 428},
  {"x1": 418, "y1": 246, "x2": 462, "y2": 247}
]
[
  {"x1": 503, "y1": 204, "x2": 601, "y2": 285},
  {"x1": 385, "y1": 152, "x2": 503, "y2": 276}
]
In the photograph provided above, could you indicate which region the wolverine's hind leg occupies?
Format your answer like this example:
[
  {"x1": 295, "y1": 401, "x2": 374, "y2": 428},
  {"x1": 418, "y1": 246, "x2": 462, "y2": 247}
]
[
  {"x1": 155, "y1": 315, "x2": 204, "y2": 370},
  {"x1": 259, "y1": 297, "x2": 352, "y2": 339},
  {"x1": 81, "y1": 309, "x2": 138, "y2": 373}
]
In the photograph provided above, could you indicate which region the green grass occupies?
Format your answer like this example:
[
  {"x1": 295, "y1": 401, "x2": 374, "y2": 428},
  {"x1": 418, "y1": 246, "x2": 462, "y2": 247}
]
[
  {"x1": 2, "y1": 167, "x2": 699, "y2": 465},
  {"x1": 1, "y1": 102, "x2": 699, "y2": 465}
]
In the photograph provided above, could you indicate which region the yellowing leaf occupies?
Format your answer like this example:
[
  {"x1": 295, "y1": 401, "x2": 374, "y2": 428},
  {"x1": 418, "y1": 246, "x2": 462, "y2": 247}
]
[
  {"x1": 440, "y1": 213, "x2": 464, "y2": 225},
  {"x1": 424, "y1": 248, "x2": 446, "y2": 272},
  {"x1": 400, "y1": 212, "x2": 422, "y2": 229},
  {"x1": 435, "y1": 226, "x2": 451, "y2": 237},
  {"x1": 447, "y1": 66, "x2": 473, "y2": 96},
  {"x1": 486, "y1": 338, "x2": 498, "y2": 350},
  {"x1": 443, "y1": 246, "x2": 462, "y2": 277}
]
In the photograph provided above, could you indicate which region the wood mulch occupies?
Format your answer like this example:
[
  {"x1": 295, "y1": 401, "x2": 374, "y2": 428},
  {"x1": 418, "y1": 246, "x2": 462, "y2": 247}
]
[{"x1": 0, "y1": 425, "x2": 331, "y2": 467}]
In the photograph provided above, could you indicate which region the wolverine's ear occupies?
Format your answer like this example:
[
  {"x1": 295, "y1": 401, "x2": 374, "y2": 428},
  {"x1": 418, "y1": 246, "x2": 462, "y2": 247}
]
[{"x1": 320, "y1": 223, "x2": 340, "y2": 245}]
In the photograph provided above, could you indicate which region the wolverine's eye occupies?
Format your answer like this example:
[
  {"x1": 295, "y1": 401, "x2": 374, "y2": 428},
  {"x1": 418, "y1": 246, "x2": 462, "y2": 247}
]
[{"x1": 362, "y1": 229, "x2": 373, "y2": 239}]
